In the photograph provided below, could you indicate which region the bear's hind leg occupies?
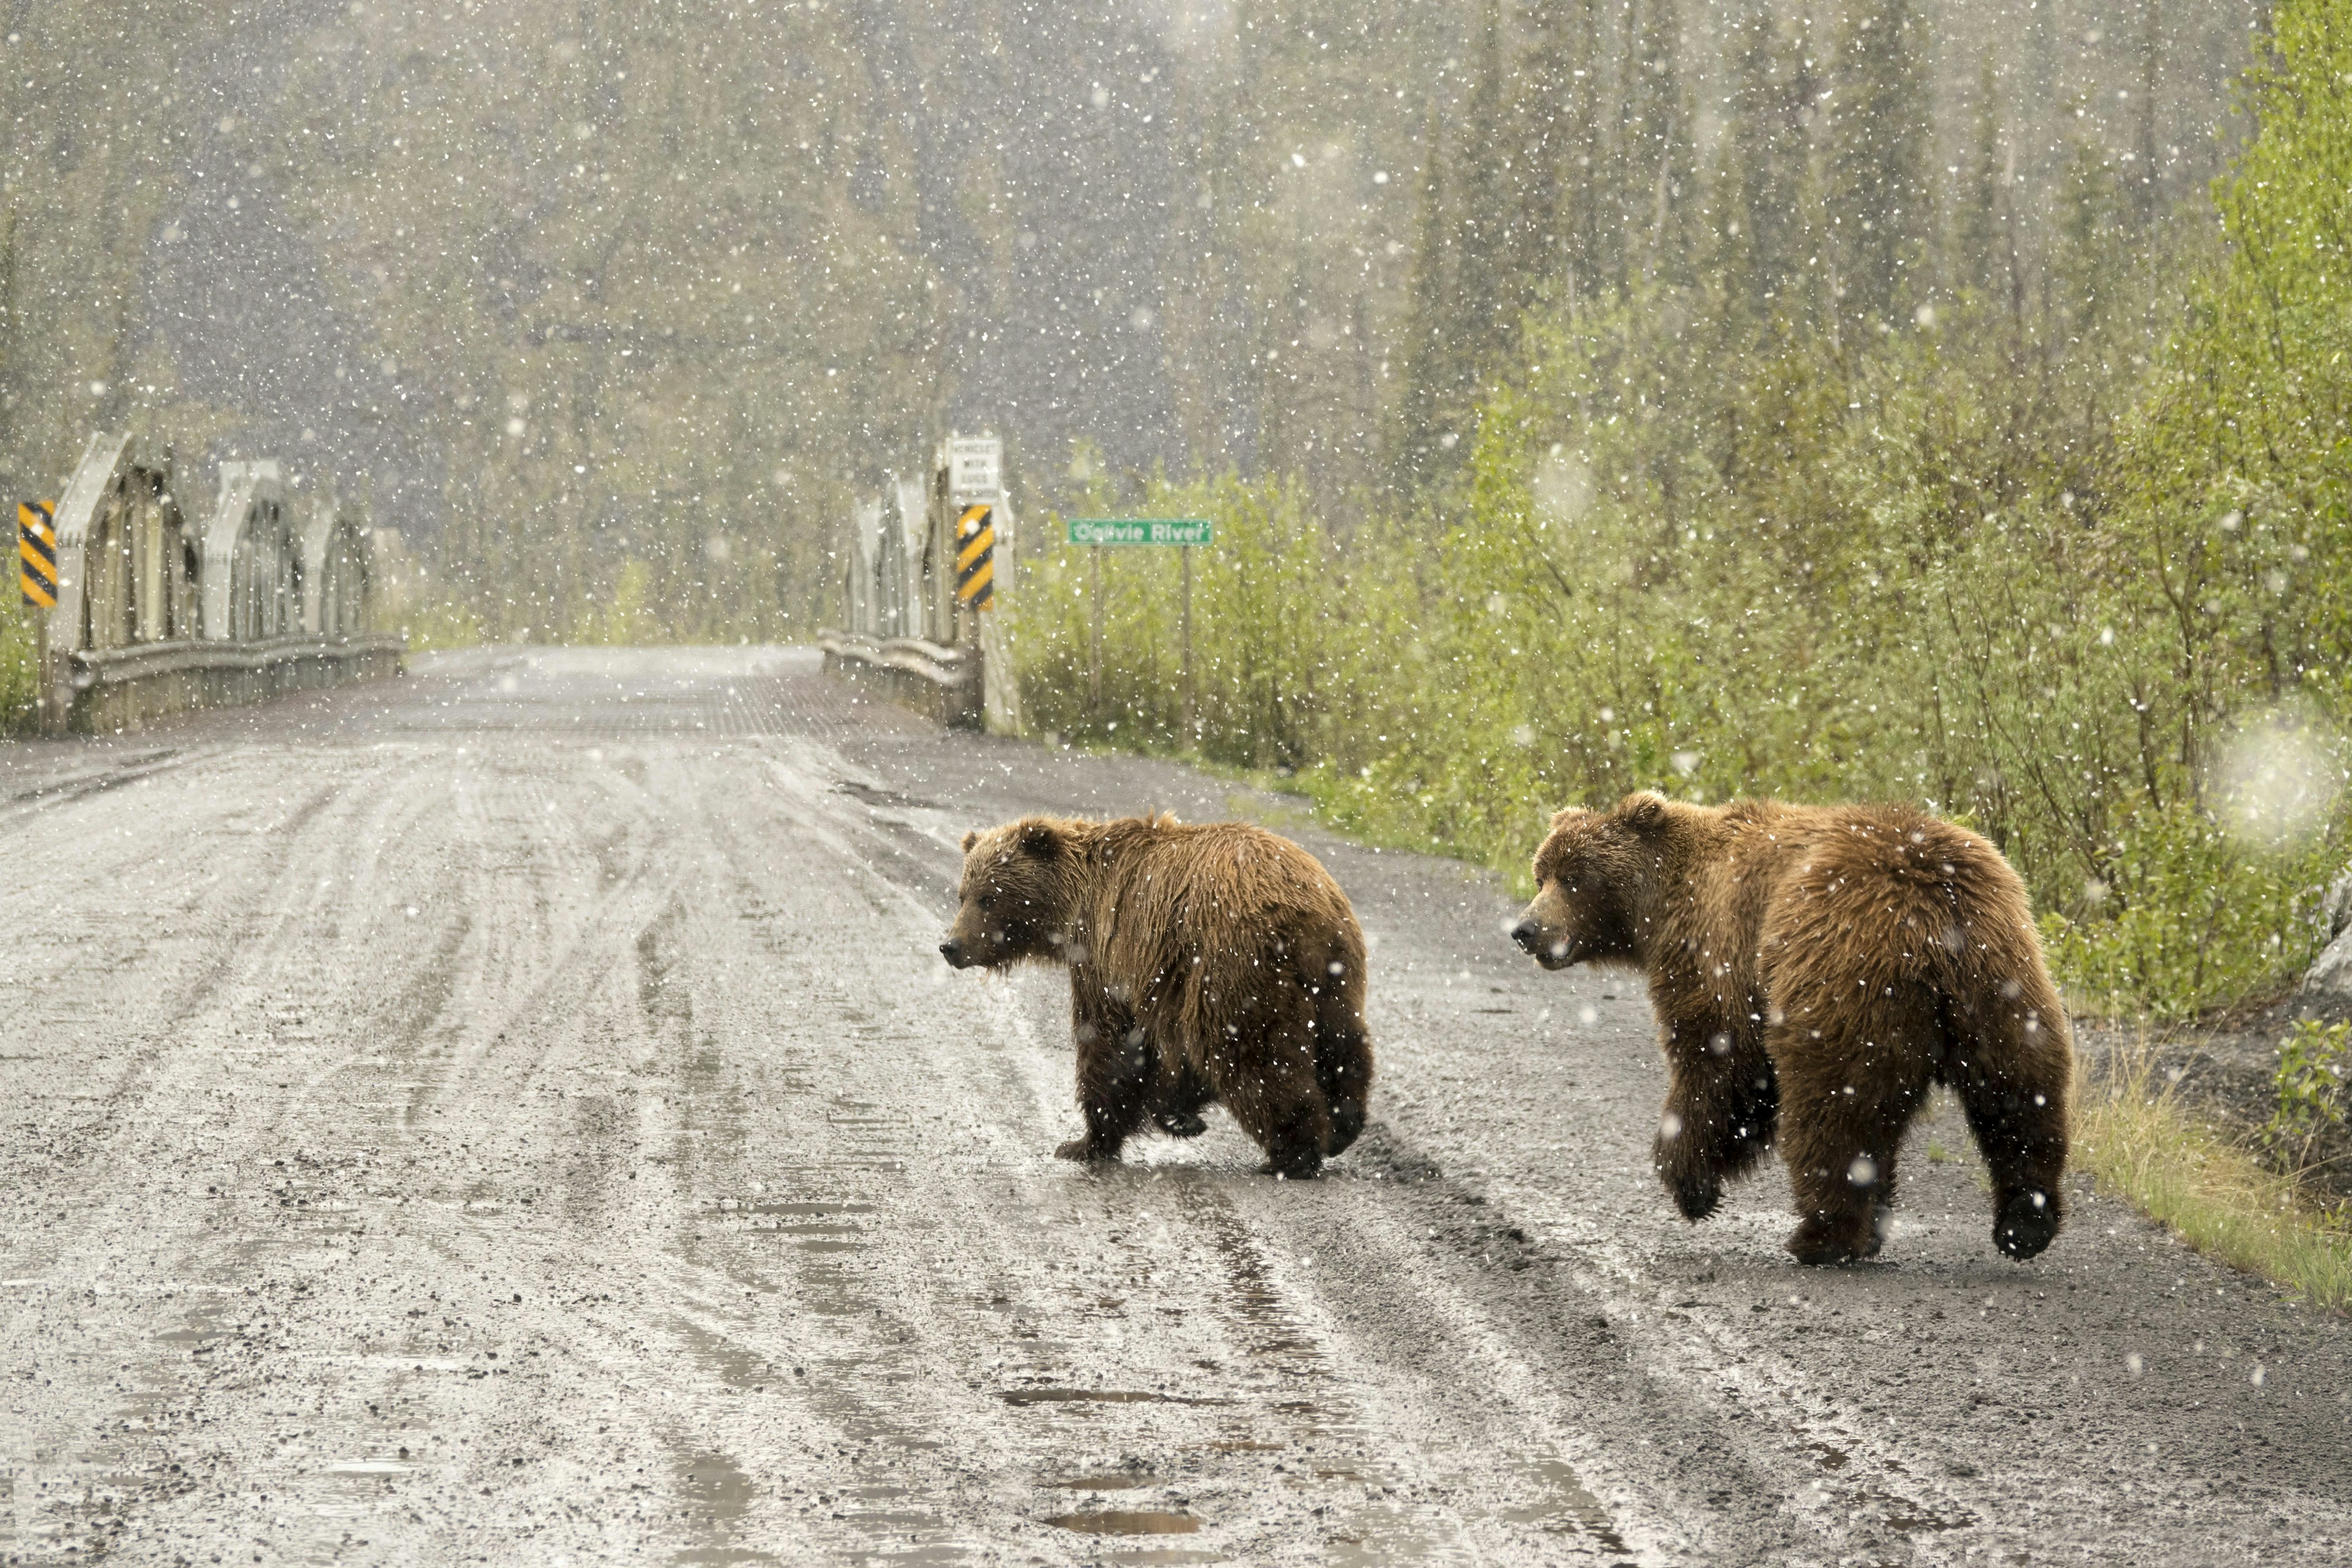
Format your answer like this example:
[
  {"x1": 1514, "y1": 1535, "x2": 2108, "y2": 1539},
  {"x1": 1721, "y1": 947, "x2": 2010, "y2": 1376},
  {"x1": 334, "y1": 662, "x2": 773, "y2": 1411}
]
[
  {"x1": 1945, "y1": 981, "x2": 2072, "y2": 1261},
  {"x1": 1311, "y1": 1001, "x2": 1373, "y2": 1158},
  {"x1": 1059, "y1": 984, "x2": 1150, "y2": 1163},
  {"x1": 1213, "y1": 1003, "x2": 1333, "y2": 1180},
  {"x1": 1773, "y1": 1008, "x2": 1936, "y2": 1265}
]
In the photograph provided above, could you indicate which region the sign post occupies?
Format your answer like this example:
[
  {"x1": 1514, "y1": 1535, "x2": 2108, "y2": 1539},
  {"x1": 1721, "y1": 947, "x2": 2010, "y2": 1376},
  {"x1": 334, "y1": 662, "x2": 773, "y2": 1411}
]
[
  {"x1": 1181, "y1": 542, "x2": 1193, "y2": 739},
  {"x1": 955, "y1": 504, "x2": 995, "y2": 613},
  {"x1": 18, "y1": 501, "x2": 56, "y2": 729},
  {"x1": 1062, "y1": 518, "x2": 1215, "y2": 735},
  {"x1": 941, "y1": 434, "x2": 1004, "y2": 729}
]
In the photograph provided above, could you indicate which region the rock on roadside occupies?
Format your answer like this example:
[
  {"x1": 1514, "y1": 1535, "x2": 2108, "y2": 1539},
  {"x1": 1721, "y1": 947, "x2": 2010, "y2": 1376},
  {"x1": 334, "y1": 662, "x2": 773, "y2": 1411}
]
[{"x1": 2302, "y1": 865, "x2": 2352, "y2": 1000}]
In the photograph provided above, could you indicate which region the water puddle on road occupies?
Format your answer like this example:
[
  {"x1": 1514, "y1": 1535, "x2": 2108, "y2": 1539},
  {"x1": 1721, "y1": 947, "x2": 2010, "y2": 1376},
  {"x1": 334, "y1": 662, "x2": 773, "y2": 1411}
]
[
  {"x1": 153, "y1": 1295, "x2": 232, "y2": 1351},
  {"x1": 676, "y1": 1316, "x2": 777, "y2": 1389},
  {"x1": 998, "y1": 1388, "x2": 1234, "y2": 1408},
  {"x1": 1046, "y1": 1472, "x2": 1156, "y2": 1490},
  {"x1": 1498, "y1": 1457, "x2": 1637, "y2": 1557},
  {"x1": 1047, "y1": 1509, "x2": 1201, "y2": 1535},
  {"x1": 729, "y1": 1198, "x2": 877, "y2": 1255},
  {"x1": 671, "y1": 1449, "x2": 776, "y2": 1566}
]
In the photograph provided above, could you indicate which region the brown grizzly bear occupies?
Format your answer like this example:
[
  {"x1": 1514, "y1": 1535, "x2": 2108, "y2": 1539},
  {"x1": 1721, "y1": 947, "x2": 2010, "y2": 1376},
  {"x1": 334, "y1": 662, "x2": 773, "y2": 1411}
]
[
  {"x1": 1510, "y1": 791, "x2": 2072, "y2": 1264},
  {"x1": 940, "y1": 813, "x2": 1373, "y2": 1178}
]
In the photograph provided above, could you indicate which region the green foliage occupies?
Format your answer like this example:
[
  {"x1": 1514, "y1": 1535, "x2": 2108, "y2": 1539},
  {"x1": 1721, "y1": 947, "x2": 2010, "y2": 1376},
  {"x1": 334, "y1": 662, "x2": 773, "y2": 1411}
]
[
  {"x1": 1014, "y1": 474, "x2": 1382, "y2": 772},
  {"x1": 394, "y1": 598, "x2": 488, "y2": 655},
  {"x1": 2268, "y1": 1019, "x2": 2352, "y2": 1170},
  {"x1": 1012, "y1": 0, "x2": 2352, "y2": 1019},
  {"x1": 570, "y1": 559, "x2": 663, "y2": 647},
  {"x1": 2109, "y1": 0, "x2": 2352, "y2": 730},
  {"x1": 0, "y1": 611, "x2": 39, "y2": 733},
  {"x1": 2041, "y1": 802, "x2": 2332, "y2": 1018}
]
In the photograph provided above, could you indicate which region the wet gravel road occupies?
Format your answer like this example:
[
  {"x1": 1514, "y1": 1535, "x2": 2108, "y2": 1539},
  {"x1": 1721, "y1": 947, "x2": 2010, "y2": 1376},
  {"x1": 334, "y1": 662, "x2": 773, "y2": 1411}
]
[{"x1": 3, "y1": 647, "x2": 2348, "y2": 1567}]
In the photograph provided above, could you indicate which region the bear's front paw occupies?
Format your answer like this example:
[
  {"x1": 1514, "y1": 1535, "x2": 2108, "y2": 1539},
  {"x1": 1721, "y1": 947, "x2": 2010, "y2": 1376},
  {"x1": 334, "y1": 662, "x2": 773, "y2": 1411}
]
[
  {"x1": 1785, "y1": 1207, "x2": 1886, "y2": 1265},
  {"x1": 1992, "y1": 1186, "x2": 2060, "y2": 1261},
  {"x1": 1663, "y1": 1168, "x2": 1722, "y2": 1221},
  {"x1": 1153, "y1": 1110, "x2": 1208, "y2": 1139},
  {"x1": 1055, "y1": 1137, "x2": 1118, "y2": 1163}
]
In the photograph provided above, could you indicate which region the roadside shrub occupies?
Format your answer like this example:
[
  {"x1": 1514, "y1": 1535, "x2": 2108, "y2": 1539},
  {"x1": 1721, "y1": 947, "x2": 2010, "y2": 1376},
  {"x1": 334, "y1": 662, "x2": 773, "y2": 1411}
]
[
  {"x1": 2267, "y1": 1019, "x2": 2352, "y2": 1171},
  {"x1": 2040, "y1": 802, "x2": 2335, "y2": 1019},
  {"x1": 1012, "y1": 473, "x2": 1390, "y2": 770},
  {"x1": 0, "y1": 612, "x2": 38, "y2": 732},
  {"x1": 2078, "y1": 1041, "x2": 2352, "y2": 1311},
  {"x1": 1008, "y1": 1, "x2": 2352, "y2": 1021}
]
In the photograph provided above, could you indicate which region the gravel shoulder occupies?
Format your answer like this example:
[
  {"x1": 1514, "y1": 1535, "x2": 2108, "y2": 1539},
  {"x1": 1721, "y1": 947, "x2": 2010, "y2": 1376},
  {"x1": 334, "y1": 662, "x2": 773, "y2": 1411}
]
[{"x1": 2, "y1": 647, "x2": 2347, "y2": 1567}]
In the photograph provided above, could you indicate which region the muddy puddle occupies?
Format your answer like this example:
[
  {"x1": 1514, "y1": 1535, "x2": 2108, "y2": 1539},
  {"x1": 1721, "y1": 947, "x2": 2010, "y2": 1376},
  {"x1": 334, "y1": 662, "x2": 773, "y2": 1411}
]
[
  {"x1": 1046, "y1": 1472, "x2": 1157, "y2": 1491},
  {"x1": 1499, "y1": 1458, "x2": 1637, "y2": 1556},
  {"x1": 670, "y1": 1449, "x2": 777, "y2": 1566},
  {"x1": 676, "y1": 1317, "x2": 778, "y2": 1389},
  {"x1": 1047, "y1": 1509, "x2": 1201, "y2": 1534},
  {"x1": 998, "y1": 1387, "x2": 1234, "y2": 1408}
]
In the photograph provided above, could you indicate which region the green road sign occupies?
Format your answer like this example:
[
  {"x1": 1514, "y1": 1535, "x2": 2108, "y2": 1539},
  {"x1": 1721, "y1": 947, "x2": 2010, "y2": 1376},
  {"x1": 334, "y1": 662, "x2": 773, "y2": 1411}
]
[{"x1": 1065, "y1": 517, "x2": 1214, "y2": 547}]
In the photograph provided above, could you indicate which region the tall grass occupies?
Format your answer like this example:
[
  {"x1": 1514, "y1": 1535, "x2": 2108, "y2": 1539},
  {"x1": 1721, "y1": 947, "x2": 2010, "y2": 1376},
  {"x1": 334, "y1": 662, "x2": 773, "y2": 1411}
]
[
  {"x1": 0, "y1": 609, "x2": 40, "y2": 733},
  {"x1": 2075, "y1": 1044, "x2": 2352, "y2": 1313}
]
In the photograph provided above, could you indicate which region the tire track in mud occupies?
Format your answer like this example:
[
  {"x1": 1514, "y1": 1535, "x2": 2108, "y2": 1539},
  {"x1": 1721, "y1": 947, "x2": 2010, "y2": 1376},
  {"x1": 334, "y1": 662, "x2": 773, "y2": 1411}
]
[
  {"x1": 0, "y1": 726, "x2": 701, "y2": 1563},
  {"x1": 624, "y1": 734, "x2": 1708, "y2": 1564},
  {"x1": 9, "y1": 650, "x2": 2349, "y2": 1566},
  {"x1": 0, "y1": 743, "x2": 448, "y2": 1562}
]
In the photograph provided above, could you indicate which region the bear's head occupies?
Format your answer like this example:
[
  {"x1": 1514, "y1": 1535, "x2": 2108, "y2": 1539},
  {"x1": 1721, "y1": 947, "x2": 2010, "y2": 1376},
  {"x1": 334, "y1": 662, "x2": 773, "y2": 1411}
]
[
  {"x1": 1510, "y1": 791, "x2": 1670, "y2": 970},
  {"x1": 940, "y1": 817, "x2": 1078, "y2": 970}
]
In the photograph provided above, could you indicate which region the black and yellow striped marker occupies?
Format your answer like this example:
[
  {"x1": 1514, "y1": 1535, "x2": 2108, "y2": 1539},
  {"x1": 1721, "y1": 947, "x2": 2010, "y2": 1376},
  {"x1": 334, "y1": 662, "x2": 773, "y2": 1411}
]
[
  {"x1": 955, "y1": 503, "x2": 994, "y2": 610},
  {"x1": 18, "y1": 500, "x2": 56, "y2": 610}
]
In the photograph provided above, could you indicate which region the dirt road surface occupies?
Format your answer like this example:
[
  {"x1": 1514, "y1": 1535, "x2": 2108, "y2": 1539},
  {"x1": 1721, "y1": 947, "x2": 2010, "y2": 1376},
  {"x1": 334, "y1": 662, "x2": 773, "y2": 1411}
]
[{"x1": 3, "y1": 648, "x2": 2346, "y2": 1566}]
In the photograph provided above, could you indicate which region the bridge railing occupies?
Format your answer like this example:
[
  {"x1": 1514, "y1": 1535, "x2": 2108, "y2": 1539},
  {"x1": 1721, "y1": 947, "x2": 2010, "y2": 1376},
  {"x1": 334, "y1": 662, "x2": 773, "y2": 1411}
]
[
  {"x1": 822, "y1": 432, "x2": 1021, "y2": 733},
  {"x1": 38, "y1": 432, "x2": 404, "y2": 732}
]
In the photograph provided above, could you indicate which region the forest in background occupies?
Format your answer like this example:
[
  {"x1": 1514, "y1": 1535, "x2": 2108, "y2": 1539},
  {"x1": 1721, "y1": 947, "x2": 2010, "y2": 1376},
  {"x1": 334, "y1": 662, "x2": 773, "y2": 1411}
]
[
  {"x1": 2, "y1": 0, "x2": 2338, "y2": 1019},
  {"x1": 0, "y1": 1, "x2": 2257, "y2": 635},
  {"x1": 1018, "y1": 0, "x2": 2351, "y2": 1019}
]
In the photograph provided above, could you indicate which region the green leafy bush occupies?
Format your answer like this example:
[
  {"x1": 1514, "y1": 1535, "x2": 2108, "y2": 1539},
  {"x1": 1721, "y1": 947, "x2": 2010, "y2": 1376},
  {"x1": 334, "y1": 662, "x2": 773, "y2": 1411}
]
[
  {"x1": 1008, "y1": 1, "x2": 2352, "y2": 1020},
  {"x1": 0, "y1": 612, "x2": 39, "y2": 733},
  {"x1": 2268, "y1": 1019, "x2": 2352, "y2": 1171},
  {"x1": 2041, "y1": 802, "x2": 2334, "y2": 1018}
]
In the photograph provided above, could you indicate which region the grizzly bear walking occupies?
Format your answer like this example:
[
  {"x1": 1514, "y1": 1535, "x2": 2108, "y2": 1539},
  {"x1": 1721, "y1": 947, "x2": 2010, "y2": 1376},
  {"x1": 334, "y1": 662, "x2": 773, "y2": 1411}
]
[
  {"x1": 1510, "y1": 792, "x2": 2071, "y2": 1264},
  {"x1": 940, "y1": 814, "x2": 1373, "y2": 1178}
]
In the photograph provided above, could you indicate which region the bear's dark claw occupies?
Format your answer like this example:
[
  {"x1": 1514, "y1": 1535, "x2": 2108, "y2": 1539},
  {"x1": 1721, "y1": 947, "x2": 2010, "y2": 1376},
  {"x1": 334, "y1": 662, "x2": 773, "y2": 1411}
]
[
  {"x1": 1785, "y1": 1206, "x2": 1888, "y2": 1265},
  {"x1": 1265, "y1": 1147, "x2": 1324, "y2": 1180},
  {"x1": 1055, "y1": 1137, "x2": 1120, "y2": 1163},
  {"x1": 1993, "y1": 1187, "x2": 2060, "y2": 1261},
  {"x1": 1325, "y1": 1098, "x2": 1366, "y2": 1156},
  {"x1": 1670, "y1": 1177, "x2": 1722, "y2": 1222},
  {"x1": 1154, "y1": 1110, "x2": 1209, "y2": 1139}
]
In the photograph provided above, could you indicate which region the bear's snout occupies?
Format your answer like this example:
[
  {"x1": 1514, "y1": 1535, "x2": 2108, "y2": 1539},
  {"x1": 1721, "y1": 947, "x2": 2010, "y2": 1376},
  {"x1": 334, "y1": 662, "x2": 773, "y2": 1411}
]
[
  {"x1": 1510, "y1": 910, "x2": 1575, "y2": 968},
  {"x1": 938, "y1": 937, "x2": 973, "y2": 969}
]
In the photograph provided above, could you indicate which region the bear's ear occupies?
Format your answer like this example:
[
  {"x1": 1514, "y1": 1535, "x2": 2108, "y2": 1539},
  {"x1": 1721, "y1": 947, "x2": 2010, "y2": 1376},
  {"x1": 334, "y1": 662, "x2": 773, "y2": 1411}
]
[
  {"x1": 1548, "y1": 806, "x2": 1589, "y2": 832},
  {"x1": 960, "y1": 829, "x2": 978, "y2": 855},
  {"x1": 1616, "y1": 791, "x2": 1669, "y2": 831},
  {"x1": 1016, "y1": 819, "x2": 1061, "y2": 858}
]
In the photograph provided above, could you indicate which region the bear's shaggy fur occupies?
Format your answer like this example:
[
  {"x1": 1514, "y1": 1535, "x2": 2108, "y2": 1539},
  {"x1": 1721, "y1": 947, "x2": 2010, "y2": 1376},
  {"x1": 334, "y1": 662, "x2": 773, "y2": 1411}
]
[
  {"x1": 940, "y1": 813, "x2": 1373, "y2": 1178},
  {"x1": 1511, "y1": 792, "x2": 2072, "y2": 1264}
]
